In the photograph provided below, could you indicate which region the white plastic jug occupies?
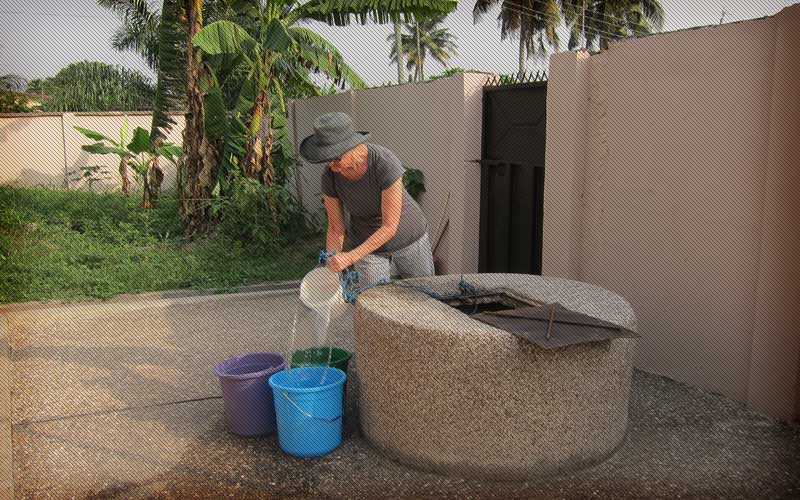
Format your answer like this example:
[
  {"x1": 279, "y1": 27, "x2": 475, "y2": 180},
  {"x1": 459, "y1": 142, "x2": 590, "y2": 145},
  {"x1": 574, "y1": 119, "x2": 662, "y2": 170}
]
[{"x1": 299, "y1": 267, "x2": 344, "y2": 344}]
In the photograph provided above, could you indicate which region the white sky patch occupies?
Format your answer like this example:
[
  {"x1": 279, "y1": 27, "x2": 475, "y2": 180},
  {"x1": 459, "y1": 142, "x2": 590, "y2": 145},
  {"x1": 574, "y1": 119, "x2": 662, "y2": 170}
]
[{"x1": 0, "y1": 0, "x2": 797, "y2": 86}]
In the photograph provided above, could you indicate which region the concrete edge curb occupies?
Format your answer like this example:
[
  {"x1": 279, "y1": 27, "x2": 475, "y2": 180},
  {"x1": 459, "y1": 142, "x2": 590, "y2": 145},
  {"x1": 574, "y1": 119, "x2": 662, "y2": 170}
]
[
  {"x1": 0, "y1": 280, "x2": 302, "y2": 315},
  {"x1": 0, "y1": 315, "x2": 13, "y2": 500}
]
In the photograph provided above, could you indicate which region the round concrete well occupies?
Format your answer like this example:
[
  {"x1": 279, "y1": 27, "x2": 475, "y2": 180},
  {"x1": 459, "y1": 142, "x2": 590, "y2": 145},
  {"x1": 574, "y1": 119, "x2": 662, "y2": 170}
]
[{"x1": 354, "y1": 273, "x2": 638, "y2": 480}]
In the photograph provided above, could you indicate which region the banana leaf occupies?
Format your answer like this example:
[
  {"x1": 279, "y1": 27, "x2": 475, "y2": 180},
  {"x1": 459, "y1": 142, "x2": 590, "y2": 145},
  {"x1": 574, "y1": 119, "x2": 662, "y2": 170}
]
[
  {"x1": 74, "y1": 126, "x2": 118, "y2": 145},
  {"x1": 81, "y1": 143, "x2": 129, "y2": 156},
  {"x1": 127, "y1": 127, "x2": 151, "y2": 154}
]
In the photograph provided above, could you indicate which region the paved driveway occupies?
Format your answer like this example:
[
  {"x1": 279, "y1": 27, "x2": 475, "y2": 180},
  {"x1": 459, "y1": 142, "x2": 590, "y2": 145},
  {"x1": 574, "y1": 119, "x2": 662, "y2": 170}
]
[{"x1": 1, "y1": 288, "x2": 798, "y2": 499}]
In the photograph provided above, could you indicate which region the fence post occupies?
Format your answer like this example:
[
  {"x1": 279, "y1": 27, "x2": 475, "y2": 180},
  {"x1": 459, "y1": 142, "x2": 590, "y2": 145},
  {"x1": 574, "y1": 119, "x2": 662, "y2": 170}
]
[{"x1": 60, "y1": 113, "x2": 69, "y2": 189}]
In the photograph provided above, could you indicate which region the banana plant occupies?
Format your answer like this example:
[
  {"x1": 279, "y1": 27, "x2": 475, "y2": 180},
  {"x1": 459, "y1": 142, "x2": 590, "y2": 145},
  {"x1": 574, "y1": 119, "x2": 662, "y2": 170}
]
[
  {"x1": 74, "y1": 117, "x2": 135, "y2": 195},
  {"x1": 146, "y1": 0, "x2": 456, "y2": 236},
  {"x1": 192, "y1": 12, "x2": 359, "y2": 190},
  {"x1": 191, "y1": 0, "x2": 458, "y2": 191},
  {"x1": 125, "y1": 127, "x2": 183, "y2": 208},
  {"x1": 75, "y1": 120, "x2": 182, "y2": 208}
]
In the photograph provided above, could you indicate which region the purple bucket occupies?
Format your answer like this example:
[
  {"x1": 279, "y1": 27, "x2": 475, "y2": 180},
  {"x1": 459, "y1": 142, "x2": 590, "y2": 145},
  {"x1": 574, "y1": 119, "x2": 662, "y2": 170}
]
[{"x1": 213, "y1": 352, "x2": 286, "y2": 436}]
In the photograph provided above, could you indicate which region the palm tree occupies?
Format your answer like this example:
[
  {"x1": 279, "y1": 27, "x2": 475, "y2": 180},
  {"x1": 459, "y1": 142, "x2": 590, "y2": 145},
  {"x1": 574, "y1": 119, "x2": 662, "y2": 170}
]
[
  {"x1": 25, "y1": 61, "x2": 154, "y2": 112},
  {"x1": 146, "y1": 0, "x2": 457, "y2": 235},
  {"x1": 387, "y1": 16, "x2": 458, "y2": 82},
  {"x1": 99, "y1": 0, "x2": 263, "y2": 70},
  {"x1": 561, "y1": 1, "x2": 665, "y2": 50},
  {"x1": 99, "y1": 0, "x2": 161, "y2": 70},
  {"x1": 473, "y1": 0, "x2": 561, "y2": 78},
  {"x1": 393, "y1": 20, "x2": 405, "y2": 84}
]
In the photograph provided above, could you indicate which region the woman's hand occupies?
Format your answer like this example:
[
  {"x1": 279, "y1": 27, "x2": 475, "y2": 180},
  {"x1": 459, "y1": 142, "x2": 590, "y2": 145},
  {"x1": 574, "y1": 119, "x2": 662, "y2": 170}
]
[{"x1": 327, "y1": 252, "x2": 354, "y2": 273}]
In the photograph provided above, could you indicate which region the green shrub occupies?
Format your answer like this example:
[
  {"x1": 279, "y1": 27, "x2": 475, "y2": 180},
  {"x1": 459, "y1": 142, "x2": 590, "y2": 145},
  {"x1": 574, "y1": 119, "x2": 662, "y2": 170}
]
[
  {"x1": 214, "y1": 173, "x2": 311, "y2": 253},
  {"x1": 403, "y1": 166, "x2": 426, "y2": 201}
]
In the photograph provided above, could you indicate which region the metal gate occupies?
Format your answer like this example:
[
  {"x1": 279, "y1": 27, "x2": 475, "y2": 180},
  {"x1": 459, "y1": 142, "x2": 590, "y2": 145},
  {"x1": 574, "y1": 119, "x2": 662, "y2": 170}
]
[{"x1": 479, "y1": 71, "x2": 547, "y2": 275}]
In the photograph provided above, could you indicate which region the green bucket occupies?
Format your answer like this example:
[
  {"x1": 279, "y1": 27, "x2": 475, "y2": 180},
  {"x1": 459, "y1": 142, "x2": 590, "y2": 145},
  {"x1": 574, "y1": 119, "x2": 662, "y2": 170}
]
[{"x1": 290, "y1": 347, "x2": 352, "y2": 373}]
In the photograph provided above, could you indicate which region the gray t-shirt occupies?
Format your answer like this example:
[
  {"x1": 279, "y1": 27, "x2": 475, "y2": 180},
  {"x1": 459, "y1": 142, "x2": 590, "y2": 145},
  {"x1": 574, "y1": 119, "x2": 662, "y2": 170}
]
[{"x1": 321, "y1": 143, "x2": 428, "y2": 254}]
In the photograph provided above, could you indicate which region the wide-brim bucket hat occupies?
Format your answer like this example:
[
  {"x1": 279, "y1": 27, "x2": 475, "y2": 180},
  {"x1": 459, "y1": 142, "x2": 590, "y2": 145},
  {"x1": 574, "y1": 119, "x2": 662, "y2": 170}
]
[{"x1": 299, "y1": 112, "x2": 369, "y2": 163}]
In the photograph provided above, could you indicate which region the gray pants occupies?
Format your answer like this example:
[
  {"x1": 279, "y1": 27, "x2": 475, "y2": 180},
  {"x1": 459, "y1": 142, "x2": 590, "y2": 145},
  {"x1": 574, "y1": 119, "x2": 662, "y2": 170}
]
[{"x1": 354, "y1": 233, "x2": 435, "y2": 288}]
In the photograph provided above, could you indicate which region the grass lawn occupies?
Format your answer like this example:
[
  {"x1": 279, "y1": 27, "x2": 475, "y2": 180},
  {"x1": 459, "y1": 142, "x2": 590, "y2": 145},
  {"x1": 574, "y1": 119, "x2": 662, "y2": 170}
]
[{"x1": 0, "y1": 186, "x2": 322, "y2": 304}]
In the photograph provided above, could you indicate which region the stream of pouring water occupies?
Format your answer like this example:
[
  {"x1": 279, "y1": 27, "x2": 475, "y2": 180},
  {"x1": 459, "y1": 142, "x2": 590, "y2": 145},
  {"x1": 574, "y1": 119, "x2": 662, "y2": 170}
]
[
  {"x1": 285, "y1": 302, "x2": 300, "y2": 371},
  {"x1": 285, "y1": 299, "x2": 335, "y2": 385}
]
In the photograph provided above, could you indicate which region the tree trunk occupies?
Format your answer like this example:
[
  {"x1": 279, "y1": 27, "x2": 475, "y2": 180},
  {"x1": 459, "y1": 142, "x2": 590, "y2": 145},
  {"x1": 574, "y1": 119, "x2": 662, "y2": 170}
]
[
  {"x1": 241, "y1": 87, "x2": 269, "y2": 180},
  {"x1": 581, "y1": 0, "x2": 587, "y2": 50},
  {"x1": 394, "y1": 21, "x2": 405, "y2": 84},
  {"x1": 142, "y1": 167, "x2": 152, "y2": 209},
  {"x1": 142, "y1": 167, "x2": 151, "y2": 208},
  {"x1": 600, "y1": 2, "x2": 610, "y2": 51},
  {"x1": 180, "y1": 0, "x2": 219, "y2": 236},
  {"x1": 142, "y1": 156, "x2": 164, "y2": 209},
  {"x1": 262, "y1": 112, "x2": 279, "y2": 228},
  {"x1": 262, "y1": 90, "x2": 275, "y2": 189},
  {"x1": 519, "y1": 28, "x2": 526, "y2": 79},
  {"x1": 151, "y1": 154, "x2": 164, "y2": 197},
  {"x1": 256, "y1": 89, "x2": 278, "y2": 227},
  {"x1": 118, "y1": 157, "x2": 130, "y2": 195}
]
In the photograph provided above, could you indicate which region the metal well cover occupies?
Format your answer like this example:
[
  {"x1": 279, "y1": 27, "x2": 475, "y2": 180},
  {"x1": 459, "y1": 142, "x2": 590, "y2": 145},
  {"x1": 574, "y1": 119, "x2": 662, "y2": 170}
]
[{"x1": 472, "y1": 302, "x2": 639, "y2": 349}]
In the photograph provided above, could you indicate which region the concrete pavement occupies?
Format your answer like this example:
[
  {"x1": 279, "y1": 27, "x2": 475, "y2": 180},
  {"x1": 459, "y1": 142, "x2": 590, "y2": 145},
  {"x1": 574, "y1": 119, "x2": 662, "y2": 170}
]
[
  {"x1": 5, "y1": 287, "x2": 355, "y2": 499},
  {"x1": 2, "y1": 287, "x2": 799, "y2": 499},
  {"x1": 1, "y1": 315, "x2": 13, "y2": 500}
]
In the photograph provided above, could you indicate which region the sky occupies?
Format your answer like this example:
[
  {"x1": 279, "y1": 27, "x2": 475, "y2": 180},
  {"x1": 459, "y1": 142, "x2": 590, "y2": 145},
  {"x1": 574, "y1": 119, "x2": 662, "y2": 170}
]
[{"x1": 0, "y1": 0, "x2": 798, "y2": 87}]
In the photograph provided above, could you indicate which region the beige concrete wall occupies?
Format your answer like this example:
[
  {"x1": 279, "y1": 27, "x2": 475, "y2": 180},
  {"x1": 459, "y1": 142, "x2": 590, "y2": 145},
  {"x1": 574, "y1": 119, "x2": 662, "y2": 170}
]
[
  {"x1": 0, "y1": 114, "x2": 66, "y2": 187},
  {"x1": 0, "y1": 112, "x2": 185, "y2": 192},
  {"x1": 745, "y1": 6, "x2": 800, "y2": 421},
  {"x1": 545, "y1": 5, "x2": 800, "y2": 421},
  {"x1": 543, "y1": 51, "x2": 591, "y2": 280},
  {"x1": 448, "y1": 74, "x2": 487, "y2": 274},
  {"x1": 289, "y1": 72, "x2": 491, "y2": 274}
]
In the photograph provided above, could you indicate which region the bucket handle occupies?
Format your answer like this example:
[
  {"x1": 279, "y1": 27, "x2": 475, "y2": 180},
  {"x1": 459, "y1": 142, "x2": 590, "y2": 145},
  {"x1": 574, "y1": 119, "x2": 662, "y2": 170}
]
[{"x1": 281, "y1": 391, "x2": 342, "y2": 423}]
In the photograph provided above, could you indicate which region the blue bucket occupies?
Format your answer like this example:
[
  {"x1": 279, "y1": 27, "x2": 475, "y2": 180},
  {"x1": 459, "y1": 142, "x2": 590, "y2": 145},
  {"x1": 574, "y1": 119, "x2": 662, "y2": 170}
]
[{"x1": 268, "y1": 366, "x2": 347, "y2": 457}]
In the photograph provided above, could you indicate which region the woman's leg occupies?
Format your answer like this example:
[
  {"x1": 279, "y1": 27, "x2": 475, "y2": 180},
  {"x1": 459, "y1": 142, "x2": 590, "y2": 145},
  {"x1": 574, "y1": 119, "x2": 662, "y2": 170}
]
[
  {"x1": 392, "y1": 233, "x2": 435, "y2": 279},
  {"x1": 354, "y1": 252, "x2": 391, "y2": 288}
]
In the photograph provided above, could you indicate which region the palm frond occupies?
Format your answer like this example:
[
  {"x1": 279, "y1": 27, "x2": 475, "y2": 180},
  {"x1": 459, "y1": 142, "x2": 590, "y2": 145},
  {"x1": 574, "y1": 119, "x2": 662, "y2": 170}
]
[
  {"x1": 99, "y1": 0, "x2": 161, "y2": 70},
  {"x1": 472, "y1": 0, "x2": 500, "y2": 21},
  {"x1": 149, "y1": 0, "x2": 187, "y2": 145},
  {"x1": 289, "y1": 26, "x2": 367, "y2": 89},
  {"x1": 641, "y1": 0, "x2": 666, "y2": 31},
  {"x1": 110, "y1": 18, "x2": 161, "y2": 69},
  {"x1": 97, "y1": 0, "x2": 150, "y2": 17},
  {"x1": 272, "y1": 57, "x2": 332, "y2": 98},
  {"x1": 625, "y1": 4, "x2": 654, "y2": 36},
  {"x1": 290, "y1": 0, "x2": 457, "y2": 27}
]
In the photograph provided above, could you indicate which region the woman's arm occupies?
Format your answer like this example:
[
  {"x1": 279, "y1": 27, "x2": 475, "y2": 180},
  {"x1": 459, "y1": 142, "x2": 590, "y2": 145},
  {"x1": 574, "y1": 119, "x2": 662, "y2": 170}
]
[
  {"x1": 327, "y1": 178, "x2": 403, "y2": 272},
  {"x1": 323, "y1": 195, "x2": 345, "y2": 254}
]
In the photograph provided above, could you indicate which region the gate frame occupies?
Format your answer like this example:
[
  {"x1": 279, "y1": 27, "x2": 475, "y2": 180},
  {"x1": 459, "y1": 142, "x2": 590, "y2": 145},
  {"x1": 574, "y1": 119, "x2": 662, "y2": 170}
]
[{"x1": 479, "y1": 77, "x2": 547, "y2": 275}]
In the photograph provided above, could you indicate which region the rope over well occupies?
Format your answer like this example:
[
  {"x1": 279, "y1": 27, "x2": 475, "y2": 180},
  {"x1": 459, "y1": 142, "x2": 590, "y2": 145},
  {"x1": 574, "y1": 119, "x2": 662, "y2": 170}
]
[{"x1": 318, "y1": 250, "x2": 479, "y2": 304}]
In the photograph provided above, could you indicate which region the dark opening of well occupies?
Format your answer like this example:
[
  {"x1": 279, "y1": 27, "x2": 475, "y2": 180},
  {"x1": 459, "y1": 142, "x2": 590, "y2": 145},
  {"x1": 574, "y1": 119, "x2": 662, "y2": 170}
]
[{"x1": 441, "y1": 292, "x2": 534, "y2": 316}]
